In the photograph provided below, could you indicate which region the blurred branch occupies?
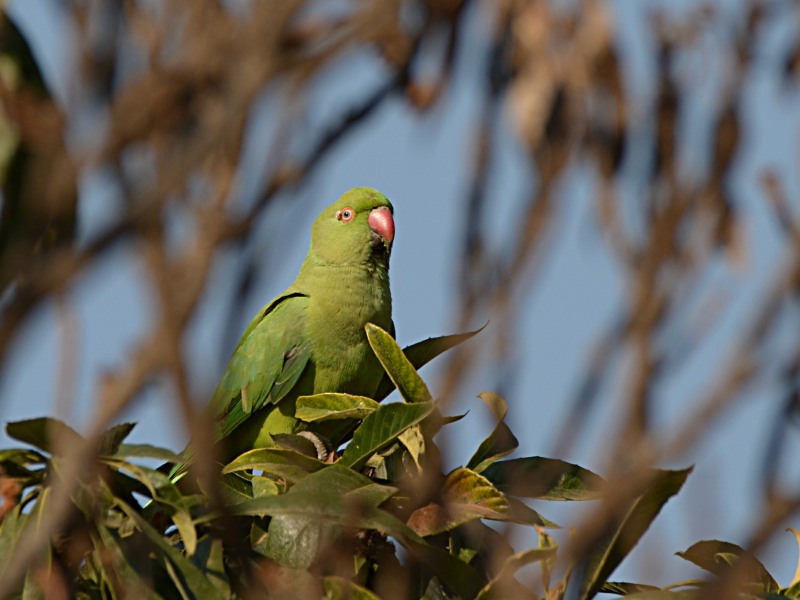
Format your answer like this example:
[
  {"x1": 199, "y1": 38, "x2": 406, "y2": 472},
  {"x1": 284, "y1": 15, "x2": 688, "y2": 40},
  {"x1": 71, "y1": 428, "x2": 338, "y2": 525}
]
[
  {"x1": 0, "y1": 0, "x2": 466, "y2": 589},
  {"x1": 0, "y1": 13, "x2": 78, "y2": 292},
  {"x1": 1, "y1": 0, "x2": 799, "y2": 592}
]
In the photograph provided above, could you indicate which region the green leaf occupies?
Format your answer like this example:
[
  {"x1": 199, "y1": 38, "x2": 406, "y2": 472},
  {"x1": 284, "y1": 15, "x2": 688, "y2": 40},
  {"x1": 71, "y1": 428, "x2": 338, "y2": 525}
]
[
  {"x1": 103, "y1": 467, "x2": 155, "y2": 504},
  {"x1": 105, "y1": 460, "x2": 195, "y2": 509},
  {"x1": 230, "y1": 465, "x2": 387, "y2": 519},
  {"x1": 222, "y1": 447, "x2": 325, "y2": 483},
  {"x1": 296, "y1": 393, "x2": 380, "y2": 422},
  {"x1": 784, "y1": 581, "x2": 800, "y2": 596},
  {"x1": 171, "y1": 508, "x2": 198, "y2": 557},
  {"x1": 6, "y1": 418, "x2": 83, "y2": 454},
  {"x1": 253, "y1": 475, "x2": 281, "y2": 498},
  {"x1": 346, "y1": 482, "x2": 398, "y2": 508},
  {"x1": 360, "y1": 506, "x2": 485, "y2": 599},
  {"x1": 0, "y1": 448, "x2": 47, "y2": 466},
  {"x1": 407, "y1": 502, "x2": 485, "y2": 538},
  {"x1": 600, "y1": 581, "x2": 662, "y2": 595},
  {"x1": 440, "y1": 412, "x2": 468, "y2": 426},
  {"x1": 538, "y1": 528, "x2": 558, "y2": 590},
  {"x1": 366, "y1": 323, "x2": 432, "y2": 403},
  {"x1": 233, "y1": 464, "x2": 392, "y2": 567},
  {"x1": 619, "y1": 592, "x2": 702, "y2": 599},
  {"x1": 324, "y1": 576, "x2": 381, "y2": 600},
  {"x1": 339, "y1": 401, "x2": 435, "y2": 469},
  {"x1": 273, "y1": 433, "x2": 322, "y2": 458},
  {"x1": 420, "y1": 577, "x2": 450, "y2": 600},
  {"x1": 476, "y1": 547, "x2": 557, "y2": 599},
  {"x1": 0, "y1": 503, "x2": 25, "y2": 580},
  {"x1": 482, "y1": 457, "x2": 604, "y2": 501},
  {"x1": 0, "y1": 448, "x2": 46, "y2": 482},
  {"x1": 115, "y1": 498, "x2": 225, "y2": 599},
  {"x1": 231, "y1": 465, "x2": 482, "y2": 598},
  {"x1": 364, "y1": 443, "x2": 400, "y2": 480},
  {"x1": 236, "y1": 466, "x2": 389, "y2": 568},
  {"x1": 576, "y1": 467, "x2": 692, "y2": 600},
  {"x1": 444, "y1": 467, "x2": 509, "y2": 514},
  {"x1": 98, "y1": 423, "x2": 136, "y2": 456},
  {"x1": 505, "y1": 496, "x2": 556, "y2": 528},
  {"x1": 267, "y1": 513, "x2": 338, "y2": 569},
  {"x1": 0, "y1": 488, "x2": 51, "y2": 593},
  {"x1": 398, "y1": 424, "x2": 425, "y2": 471},
  {"x1": 112, "y1": 443, "x2": 183, "y2": 463},
  {"x1": 220, "y1": 472, "x2": 254, "y2": 504},
  {"x1": 785, "y1": 527, "x2": 800, "y2": 596},
  {"x1": 467, "y1": 393, "x2": 519, "y2": 473},
  {"x1": 374, "y1": 326, "x2": 484, "y2": 402},
  {"x1": 409, "y1": 467, "x2": 547, "y2": 537},
  {"x1": 21, "y1": 543, "x2": 51, "y2": 599},
  {"x1": 92, "y1": 523, "x2": 165, "y2": 599},
  {"x1": 676, "y1": 540, "x2": 779, "y2": 592}
]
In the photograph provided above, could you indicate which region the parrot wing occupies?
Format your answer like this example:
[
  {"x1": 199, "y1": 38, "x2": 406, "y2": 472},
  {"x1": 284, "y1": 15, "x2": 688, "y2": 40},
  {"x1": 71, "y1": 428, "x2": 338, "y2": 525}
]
[{"x1": 210, "y1": 290, "x2": 311, "y2": 440}]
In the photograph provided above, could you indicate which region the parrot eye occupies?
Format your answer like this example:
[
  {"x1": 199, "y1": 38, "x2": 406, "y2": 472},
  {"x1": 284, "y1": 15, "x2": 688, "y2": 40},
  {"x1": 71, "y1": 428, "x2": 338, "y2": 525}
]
[{"x1": 336, "y1": 207, "x2": 355, "y2": 222}]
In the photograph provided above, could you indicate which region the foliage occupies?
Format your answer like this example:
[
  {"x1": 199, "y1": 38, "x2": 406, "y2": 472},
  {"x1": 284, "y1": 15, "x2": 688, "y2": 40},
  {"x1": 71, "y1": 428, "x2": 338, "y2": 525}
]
[
  {"x1": 1, "y1": 326, "x2": 795, "y2": 599},
  {"x1": 0, "y1": 2, "x2": 799, "y2": 598}
]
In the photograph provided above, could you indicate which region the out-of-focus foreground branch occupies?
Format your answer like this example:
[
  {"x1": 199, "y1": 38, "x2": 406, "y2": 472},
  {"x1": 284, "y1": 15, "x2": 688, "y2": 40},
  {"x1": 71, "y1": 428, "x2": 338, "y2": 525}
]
[
  {"x1": 0, "y1": 0, "x2": 798, "y2": 597},
  {"x1": 0, "y1": 0, "x2": 455, "y2": 592},
  {"x1": 444, "y1": 0, "x2": 800, "y2": 591}
]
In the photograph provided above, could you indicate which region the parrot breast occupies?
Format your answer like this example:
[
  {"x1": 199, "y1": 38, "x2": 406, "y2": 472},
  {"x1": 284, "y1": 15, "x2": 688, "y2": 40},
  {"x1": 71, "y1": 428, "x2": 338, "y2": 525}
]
[{"x1": 305, "y1": 260, "x2": 392, "y2": 397}]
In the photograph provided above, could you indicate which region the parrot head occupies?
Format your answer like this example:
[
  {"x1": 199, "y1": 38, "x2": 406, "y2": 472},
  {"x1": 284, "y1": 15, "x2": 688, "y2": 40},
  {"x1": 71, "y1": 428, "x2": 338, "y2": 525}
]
[{"x1": 311, "y1": 187, "x2": 395, "y2": 265}]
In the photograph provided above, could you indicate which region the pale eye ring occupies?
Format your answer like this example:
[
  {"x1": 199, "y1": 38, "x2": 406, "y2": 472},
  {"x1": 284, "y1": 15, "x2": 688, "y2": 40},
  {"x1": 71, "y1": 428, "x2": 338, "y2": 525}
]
[{"x1": 336, "y1": 207, "x2": 355, "y2": 222}]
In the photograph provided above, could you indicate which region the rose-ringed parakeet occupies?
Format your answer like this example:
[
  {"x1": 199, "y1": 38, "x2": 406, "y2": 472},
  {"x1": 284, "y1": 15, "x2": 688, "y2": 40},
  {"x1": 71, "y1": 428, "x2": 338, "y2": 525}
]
[{"x1": 179, "y1": 187, "x2": 395, "y2": 475}]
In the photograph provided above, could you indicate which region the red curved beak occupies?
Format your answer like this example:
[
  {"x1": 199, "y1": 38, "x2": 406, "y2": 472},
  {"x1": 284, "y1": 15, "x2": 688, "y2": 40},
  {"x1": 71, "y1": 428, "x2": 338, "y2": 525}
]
[{"x1": 368, "y1": 206, "x2": 394, "y2": 246}]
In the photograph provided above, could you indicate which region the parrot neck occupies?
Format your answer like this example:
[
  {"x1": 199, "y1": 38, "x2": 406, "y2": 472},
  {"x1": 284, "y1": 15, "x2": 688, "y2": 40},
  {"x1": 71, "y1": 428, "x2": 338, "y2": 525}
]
[
  {"x1": 296, "y1": 251, "x2": 390, "y2": 319},
  {"x1": 296, "y1": 248, "x2": 389, "y2": 284},
  {"x1": 291, "y1": 251, "x2": 392, "y2": 398},
  {"x1": 295, "y1": 253, "x2": 390, "y2": 298}
]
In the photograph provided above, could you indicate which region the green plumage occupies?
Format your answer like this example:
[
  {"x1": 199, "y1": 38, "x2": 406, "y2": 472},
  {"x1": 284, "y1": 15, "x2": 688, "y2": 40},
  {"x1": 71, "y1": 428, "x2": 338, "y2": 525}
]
[{"x1": 205, "y1": 187, "x2": 394, "y2": 462}]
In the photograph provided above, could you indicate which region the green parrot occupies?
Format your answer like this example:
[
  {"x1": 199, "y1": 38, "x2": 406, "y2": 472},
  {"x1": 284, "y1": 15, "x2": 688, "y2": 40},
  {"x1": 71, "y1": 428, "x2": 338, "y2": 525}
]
[{"x1": 182, "y1": 187, "x2": 395, "y2": 474}]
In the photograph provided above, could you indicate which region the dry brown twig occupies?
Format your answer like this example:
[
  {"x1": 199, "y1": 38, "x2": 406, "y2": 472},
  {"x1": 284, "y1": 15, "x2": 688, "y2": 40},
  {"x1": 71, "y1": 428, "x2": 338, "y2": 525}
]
[{"x1": 0, "y1": 0, "x2": 799, "y2": 595}]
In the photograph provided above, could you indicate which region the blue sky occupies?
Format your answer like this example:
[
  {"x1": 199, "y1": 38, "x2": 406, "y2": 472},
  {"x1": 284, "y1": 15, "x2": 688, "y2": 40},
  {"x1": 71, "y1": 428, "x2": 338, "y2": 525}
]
[{"x1": 2, "y1": 0, "x2": 799, "y2": 590}]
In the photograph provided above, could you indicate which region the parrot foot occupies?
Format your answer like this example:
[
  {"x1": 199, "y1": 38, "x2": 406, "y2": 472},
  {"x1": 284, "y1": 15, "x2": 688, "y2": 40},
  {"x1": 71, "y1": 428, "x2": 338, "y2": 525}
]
[{"x1": 296, "y1": 431, "x2": 332, "y2": 461}]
